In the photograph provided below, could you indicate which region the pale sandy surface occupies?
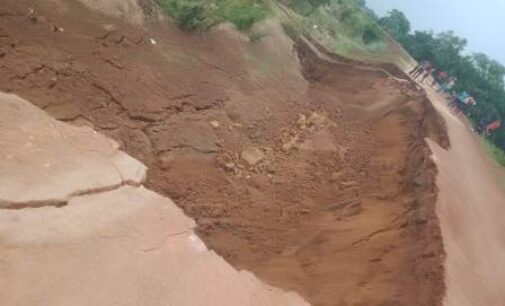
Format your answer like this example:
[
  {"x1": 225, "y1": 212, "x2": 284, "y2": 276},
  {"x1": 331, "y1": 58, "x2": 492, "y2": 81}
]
[
  {"x1": 427, "y1": 90, "x2": 505, "y2": 306},
  {"x1": 0, "y1": 93, "x2": 308, "y2": 306},
  {"x1": 0, "y1": 92, "x2": 146, "y2": 208}
]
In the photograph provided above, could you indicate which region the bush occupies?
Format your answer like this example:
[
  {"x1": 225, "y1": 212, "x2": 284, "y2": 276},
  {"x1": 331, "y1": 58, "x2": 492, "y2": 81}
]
[
  {"x1": 222, "y1": 2, "x2": 268, "y2": 31},
  {"x1": 362, "y1": 24, "x2": 382, "y2": 44},
  {"x1": 281, "y1": 21, "x2": 303, "y2": 40},
  {"x1": 158, "y1": 0, "x2": 208, "y2": 29},
  {"x1": 176, "y1": 3, "x2": 207, "y2": 29},
  {"x1": 159, "y1": 0, "x2": 269, "y2": 31}
]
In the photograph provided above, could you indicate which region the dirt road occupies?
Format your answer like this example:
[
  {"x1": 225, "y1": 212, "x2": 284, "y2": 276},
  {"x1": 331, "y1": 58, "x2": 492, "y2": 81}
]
[{"x1": 426, "y1": 89, "x2": 505, "y2": 306}]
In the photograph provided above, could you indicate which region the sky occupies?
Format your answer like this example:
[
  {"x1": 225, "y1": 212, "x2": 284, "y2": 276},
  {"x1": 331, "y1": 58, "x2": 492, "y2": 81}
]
[{"x1": 366, "y1": 0, "x2": 505, "y2": 65}]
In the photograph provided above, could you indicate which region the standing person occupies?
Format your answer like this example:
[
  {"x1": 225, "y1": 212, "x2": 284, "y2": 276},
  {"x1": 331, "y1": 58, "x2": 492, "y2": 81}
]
[
  {"x1": 421, "y1": 66, "x2": 434, "y2": 83},
  {"x1": 486, "y1": 120, "x2": 501, "y2": 134},
  {"x1": 453, "y1": 91, "x2": 472, "y2": 114},
  {"x1": 432, "y1": 70, "x2": 448, "y2": 87},
  {"x1": 411, "y1": 60, "x2": 429, "y2": 78},
  {"x1": 409, "y1": 62, "x2": 423, "y2": 76},
  {"x1": 439, "y1": 76, "x2": 456, "y2": 94}
]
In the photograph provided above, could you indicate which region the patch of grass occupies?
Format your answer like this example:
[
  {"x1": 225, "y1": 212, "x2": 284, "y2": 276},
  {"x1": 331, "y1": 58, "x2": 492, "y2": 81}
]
[
  {"x1": 482, "y1": 138, "x2": 505, "y2": 167},
  {"x1": 273, "y1": 0, "x2": 416, "y2": 68},
  {"x1": 314, "y1": 1, "x2": 384, "y2": 45},
  {"x1": 285, "y1": 0, "x2": 315, "y2": 15},
  {"x1": 222, "y1": 2, "x2": 269, "y2": 31},
  {"x1": 282, "y1": 0, "x2": 331, "y2": 16},
  {"x1": 362, "y1": 23, "x2": 382, "y2": 44},
  {"x1": 280, "y1": 19, "x2": 306, "y2": 40},
  {"x1": 276, "y1": 0, "x2": 389, "y2": 60},
  {"x1": 158, "y1": 0, "x2": 269, "y2": 31}
]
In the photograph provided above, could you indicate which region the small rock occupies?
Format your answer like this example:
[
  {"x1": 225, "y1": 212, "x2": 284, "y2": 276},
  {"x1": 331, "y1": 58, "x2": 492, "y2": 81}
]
[
  {"x1": 210, "y1": 120, "x2": 220, "y2": 129},
  {"x1": 149, "y1": 38, "x2": 157, "y2": 45},
  {"x1": 158, "y1": 151, "x2": 175, "y2": 170},
  {"x1": 300, "y1": 208, "x2": 312, "y2": 214},
  {"x1": 228, "y1": 122, "x2": 242, "y2": 131},
  {"x1": 102, "y1": 24, "x2": 117, "y2": 31},
  {"x1": 340, "y1": 180, "x2": 359, "y2": 188},
  {"x1": 297, "y1": 114, "x2": 307, "y2": 129},
  {"x1": 263, "y1": 146, "x2": 274, "y2": 155},
  {"x1": 241, "y1": 147, "x2": 265, "y2": 166},
  {"x1": 282, "y1": 142, "x2": 294, "y2": 152},
  {"x1": 47, "y1": 76, "x2": 58, "y2": 89},
  {"x1": 307, "y1": 112, "x2": 327, "y2": 128},
  {"x1": 224, "y1": 162, "x2": 236, "y2": 171},
  {"x1": 282, "y1": 135, "x2": 299, "y2": 152}
]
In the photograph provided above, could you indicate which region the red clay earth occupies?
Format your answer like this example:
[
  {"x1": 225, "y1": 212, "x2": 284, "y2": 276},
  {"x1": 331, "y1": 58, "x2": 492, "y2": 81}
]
[{"x1": 0, "y1": 1, "x2": 448, "y2": 305}]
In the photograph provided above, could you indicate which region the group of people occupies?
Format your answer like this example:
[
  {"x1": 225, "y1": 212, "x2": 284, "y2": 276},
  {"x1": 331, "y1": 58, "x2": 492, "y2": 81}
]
[
  {"x1": 408, "y1": 60, "x2": 503, "y2": 135},
  {"x1": 409, "y1": 60, "x2": 433, "y2": 83},
  {"x1": 450, "y1": 91, "x2": 476, "y2": 114},
  {"x1": 408, "y1": 61, "x2": 457, "y2": 94},
  {"x1": 409, "y1": 60, "x2": 472, "y2": 111}
]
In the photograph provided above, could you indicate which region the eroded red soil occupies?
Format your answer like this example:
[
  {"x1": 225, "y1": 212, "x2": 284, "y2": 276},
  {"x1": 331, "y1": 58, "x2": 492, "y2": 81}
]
[{"x1": 0, "y1": 1, "x2": 447, "y2": 305}]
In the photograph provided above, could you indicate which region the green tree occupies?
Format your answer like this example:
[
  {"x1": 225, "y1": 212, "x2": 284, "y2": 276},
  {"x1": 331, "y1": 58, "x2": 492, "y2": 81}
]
[
  {"x1": 379, "y1": 9, "x2": 410, "y2": 42},
  {"x1": 376, "y1": 8, "x2": 505, "y2": 151},
  {"x1": 401, "y1": 30, "x2": 436, "y2": 60},
  {"x1": 472, "y1": 53, "x2": 505, "y2": 87}
]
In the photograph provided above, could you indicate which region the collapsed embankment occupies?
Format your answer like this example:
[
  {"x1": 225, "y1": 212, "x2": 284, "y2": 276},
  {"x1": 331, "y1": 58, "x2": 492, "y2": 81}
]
[
  {"x1": 0, "y1": 92, "x2": 309, "y2": 306},
  {"x1": 0, "y1": 0, "x2": 448, "y2": 305}
]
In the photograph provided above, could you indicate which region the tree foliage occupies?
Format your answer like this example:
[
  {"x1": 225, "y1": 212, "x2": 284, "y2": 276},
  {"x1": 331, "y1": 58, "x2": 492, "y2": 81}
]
[
  {"x1": 377, "y1": 8, "x2": 505, "y2": 150},
  {"x1": 379, "y1": 9, "x2": 410, "y2": 42}
]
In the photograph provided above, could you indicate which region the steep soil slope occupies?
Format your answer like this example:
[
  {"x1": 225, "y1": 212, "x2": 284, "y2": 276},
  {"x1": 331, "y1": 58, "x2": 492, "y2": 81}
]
[{"x1": 0, "y1": 1, "x2": 447, "y2": 305}]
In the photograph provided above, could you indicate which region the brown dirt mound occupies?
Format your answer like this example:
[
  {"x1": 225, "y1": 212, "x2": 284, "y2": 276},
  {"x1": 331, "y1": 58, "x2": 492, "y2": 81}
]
[{"x1": 0, "y1": 1, "x2": 447, "y2": 305}]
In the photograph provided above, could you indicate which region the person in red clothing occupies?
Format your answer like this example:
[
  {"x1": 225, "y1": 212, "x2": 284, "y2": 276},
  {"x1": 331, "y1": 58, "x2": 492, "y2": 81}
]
[
  {"x1": 432, "y1": 70, "x2": 448, "y2": 87},
  {"x1": 486, "y1": 120, "x2": 501, "y2": 133}
]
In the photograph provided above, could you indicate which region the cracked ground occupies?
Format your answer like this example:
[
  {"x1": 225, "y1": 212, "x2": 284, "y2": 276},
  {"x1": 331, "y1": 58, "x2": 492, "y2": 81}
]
[{"x1": 0, "y1": 1, "x2": 448, "y2": 305}]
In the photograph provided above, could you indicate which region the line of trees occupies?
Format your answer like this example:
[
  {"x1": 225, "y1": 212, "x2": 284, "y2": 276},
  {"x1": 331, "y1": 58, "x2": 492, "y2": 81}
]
[{"x1": 376, "y1": 9, "x2": 505, "y2": 150}]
